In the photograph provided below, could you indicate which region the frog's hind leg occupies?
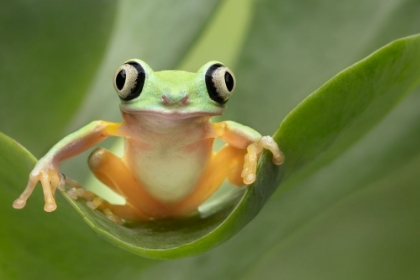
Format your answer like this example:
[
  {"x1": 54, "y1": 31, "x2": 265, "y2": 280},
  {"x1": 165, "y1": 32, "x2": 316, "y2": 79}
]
[
  {"x1": 172, "y1": 144, "x2": 246, "y2": 216},
  {"x1": 87, "y1": 148, "x2": 164, "y2": 221}
]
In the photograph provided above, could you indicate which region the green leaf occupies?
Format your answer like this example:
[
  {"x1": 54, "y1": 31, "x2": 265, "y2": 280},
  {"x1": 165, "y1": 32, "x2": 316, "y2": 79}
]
[
  {"x1": 0, "y1": 132, "x2": 155, "y2": 279},
  {"x1": 0, "y1": 0, "x2": 117, "y2": 156},
  {"x1": 63, "y1": 151, "x2": 280, "y2": 259},
  {"x1": 276, "y1": 34, "x2": 420, "y2": 181}
]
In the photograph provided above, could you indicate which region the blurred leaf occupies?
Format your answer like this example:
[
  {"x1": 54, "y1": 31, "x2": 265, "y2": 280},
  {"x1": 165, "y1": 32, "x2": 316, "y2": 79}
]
[
  {"x1": 0, "y1": 0, "x2": 117, "y2": 156},
  {"x1": 0, "y1": 132, "x2": 155, "y2": 279},
  {"x1": 179, "y1": 0, "x2": 253, "y2": 71}
]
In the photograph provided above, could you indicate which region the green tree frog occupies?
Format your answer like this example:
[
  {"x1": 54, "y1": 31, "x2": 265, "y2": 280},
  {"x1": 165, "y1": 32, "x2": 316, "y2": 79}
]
[{"x1": 13, "y1": 60, "x2": 284, "y2": 223}]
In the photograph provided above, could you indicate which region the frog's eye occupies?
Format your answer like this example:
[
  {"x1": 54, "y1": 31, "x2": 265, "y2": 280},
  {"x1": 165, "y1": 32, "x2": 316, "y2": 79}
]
[
  {"x1": 113, "y1": 61, "x2": 146, "y2": 101},
  {"x1": 205, "y1": 63, "x2": 235, "y2": 104}
]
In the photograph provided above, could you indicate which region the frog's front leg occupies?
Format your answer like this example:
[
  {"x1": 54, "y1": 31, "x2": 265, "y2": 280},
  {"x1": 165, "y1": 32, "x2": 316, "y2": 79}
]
[
  {"x1": 13, "y1": 121, "x2": 123, "y2": 212},
  {"x1": 211, "y1": 121, "x2": 284, "y2": 185}
]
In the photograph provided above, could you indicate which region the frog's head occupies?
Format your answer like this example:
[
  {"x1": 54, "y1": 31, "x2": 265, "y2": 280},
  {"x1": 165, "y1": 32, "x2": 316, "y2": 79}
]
[{"x1": 113, "y1": 59, "x2": 236, "y2": 118}]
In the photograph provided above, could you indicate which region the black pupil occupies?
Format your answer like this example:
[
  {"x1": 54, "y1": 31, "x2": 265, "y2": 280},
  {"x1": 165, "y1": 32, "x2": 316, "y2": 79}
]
[
  {"x1": 116, "y1": 69, "x2": 126, "y2": 90},
  {"x1": 224, "y1": 72, "x2": 234, "y2": 91}
]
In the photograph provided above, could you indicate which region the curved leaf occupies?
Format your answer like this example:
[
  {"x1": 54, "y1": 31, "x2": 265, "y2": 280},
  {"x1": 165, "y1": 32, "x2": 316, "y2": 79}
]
[
  {"x1": 63, "y1": 152, "x2": 280, "y2": 259},
  {"x1": 276, "y1": 34, "x2": 420, "y2": 180},
  {"x1": 0, "y1": 132, "x2": 155, "y2": 279},
  {"x1": 1, "y1": 130, "x2": 279, "y2": 260}
]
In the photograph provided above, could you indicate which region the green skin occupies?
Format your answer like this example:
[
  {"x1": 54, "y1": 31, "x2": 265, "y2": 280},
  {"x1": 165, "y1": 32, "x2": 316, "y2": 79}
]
[{"x1": 13, "y1": 59, "x2": 283, "y2": 217}]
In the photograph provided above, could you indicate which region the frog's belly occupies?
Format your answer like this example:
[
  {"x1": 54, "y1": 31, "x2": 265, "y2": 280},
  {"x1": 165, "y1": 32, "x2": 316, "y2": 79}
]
[{"x1": 123, "y1": 139, "x2": 213, "y2": 203}]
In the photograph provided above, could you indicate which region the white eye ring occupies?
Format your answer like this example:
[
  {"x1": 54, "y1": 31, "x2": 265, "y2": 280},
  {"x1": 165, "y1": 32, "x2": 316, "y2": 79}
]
[
  {"x1": 205, "y1": 64, "x2": 235, "y2": 104},
  {"x1": 114, "y1": 61, "x2": 146, "y2": 101}
]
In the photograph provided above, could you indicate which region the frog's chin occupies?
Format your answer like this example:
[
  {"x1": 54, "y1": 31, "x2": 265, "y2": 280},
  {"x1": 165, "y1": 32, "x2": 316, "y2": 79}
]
[{"x1": 120, "y1": 108, "x2": 224, "y2": 120}]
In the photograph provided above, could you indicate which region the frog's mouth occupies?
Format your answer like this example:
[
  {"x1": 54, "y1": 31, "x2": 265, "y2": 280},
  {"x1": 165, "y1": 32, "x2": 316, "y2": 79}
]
[{"x1": 120, "y1": 108, "x2": 224, "y2": 120}]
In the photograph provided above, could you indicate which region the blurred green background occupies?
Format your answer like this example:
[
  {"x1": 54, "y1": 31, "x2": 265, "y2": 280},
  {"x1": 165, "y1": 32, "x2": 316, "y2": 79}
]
[{"x1": 1, "y1": 0, "x2": 420, "y2": 279}]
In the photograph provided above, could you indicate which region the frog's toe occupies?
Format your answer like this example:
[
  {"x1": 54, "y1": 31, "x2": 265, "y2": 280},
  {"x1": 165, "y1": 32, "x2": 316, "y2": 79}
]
[
  {"x1": 273, "y1": 150, "x2": 285, "y2": 165},
  {"x1": 12, "y1": 198, "x2": 26, "y2": 209},
  {"x1": 86, "y1": 197, "x2": 104, "y2": 210},
  {"x1": 243, "y1": 173, "x2": 256, "y2": 184},
  {"x1": 44, "y1": 201, "x2": 57, "y2": 212},
  {"x1": 66, "y1": 188, "x2": 79, "y2": 200},
  {"x1": 241, "y1": 153, "x2": 258, "y2": 185},
  {"x1": 57, "y1": 173, "x2": 66, "y2": 191},
  {"x1": 103, "y1": 208, "x2": 123, "y2": 225}
]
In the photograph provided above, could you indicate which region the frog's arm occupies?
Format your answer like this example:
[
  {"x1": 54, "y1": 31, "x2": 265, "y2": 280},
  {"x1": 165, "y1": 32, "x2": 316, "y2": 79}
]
[
  {"x1": 41, "y1": 121, "x2": 123, "y2": 163},
  {"x1": 13, "y1": 121, "x2": 123, "y2": 211},
  {"x1": 210, "y1": 121, "x2": 284, "y2": 184}
]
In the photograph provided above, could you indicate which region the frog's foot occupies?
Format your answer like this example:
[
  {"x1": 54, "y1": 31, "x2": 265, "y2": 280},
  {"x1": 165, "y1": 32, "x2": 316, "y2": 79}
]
[
  {"x1": 63, "y1": 176, "x2": 123, "y2": 225},
  {"x1": 64, "y1": 177, "x2": 93, "y2": 200},
  {"x1": 13, "y1": 165, "x2": 65, "y2": 212},
  {"x1": 241, "y1": 136, "x2": 284, "y2": 185}
]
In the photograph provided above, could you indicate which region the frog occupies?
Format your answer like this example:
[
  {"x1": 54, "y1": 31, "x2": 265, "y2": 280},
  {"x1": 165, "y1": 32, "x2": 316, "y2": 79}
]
[{"x1": 13, "y1": 59, "x2": 284, "y2": 223}]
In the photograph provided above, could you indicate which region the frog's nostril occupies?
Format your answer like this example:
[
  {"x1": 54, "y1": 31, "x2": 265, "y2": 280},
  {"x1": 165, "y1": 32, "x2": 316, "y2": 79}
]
[
  {"x1": 161, "y1": 94, "x2": 171, "y2": 105},
  {"x1": 181, "y1": 95, "x2": 189, "y2": 105}
]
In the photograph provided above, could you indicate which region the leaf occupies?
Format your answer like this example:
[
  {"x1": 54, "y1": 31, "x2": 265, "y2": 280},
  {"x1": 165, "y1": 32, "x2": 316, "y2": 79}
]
[
  {"x1": 0, "y1": 0, "x2": 117, "y2": 156},
  {"x1": 276, "y1": 34, "x2": 420, "y2": 180},
  {"x1": 0, "y1": 132, "x2": 155, "y2": 279}
]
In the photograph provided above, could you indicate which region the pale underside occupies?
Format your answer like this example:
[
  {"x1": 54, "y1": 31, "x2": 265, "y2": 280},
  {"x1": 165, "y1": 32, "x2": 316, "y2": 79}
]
[{"x1": 121, "y1": 112, "x2": 215, "y2": 203}]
